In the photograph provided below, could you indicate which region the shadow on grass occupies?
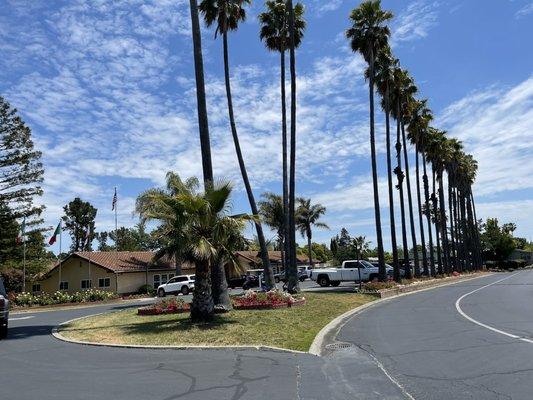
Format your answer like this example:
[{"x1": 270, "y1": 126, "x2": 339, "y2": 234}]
[{"x1": 62, "y1": 314, "x2": 239, "y2": 338}]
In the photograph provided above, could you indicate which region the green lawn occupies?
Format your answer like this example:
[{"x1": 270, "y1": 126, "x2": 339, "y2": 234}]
[{"x1": 59, "y1": 292, "x2": 375, "y2": 352}]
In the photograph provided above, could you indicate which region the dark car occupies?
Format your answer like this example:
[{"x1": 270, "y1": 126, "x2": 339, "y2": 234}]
[
  {"x1": 370, "y1": 262, "x2": 405, "y2": 277},
  {"x1": 228, "y1": 274, "x2": 259, "y2": 290},
  {"x1": 0, "y1": 277, "x2": 9, "y2": 339},
  {"x1": 274, "y1": 270, "x2": 307, "y2": 283}
]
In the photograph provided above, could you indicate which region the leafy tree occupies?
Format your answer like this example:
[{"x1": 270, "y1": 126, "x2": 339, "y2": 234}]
[
  {"x1": 346, "y1": 0, "x2": 392, "y2": 281},
  {"x1": 62, "y1": 198, "x2": 97, "y2": 252},
  {"x1": 0, "y1": 96, "x2": 44, "y2": 227},
  {"x1": 352, "y1": 236, "x2": 370, "y2": 261},
  {"x1": 296, "y1": 198, "x2": 329, "y2": 267},
  {"x1": 480, "y1": 218, "x2": 516, "y2": 262},
  {"x1": 311, "y1": 242, "x2": 332, "y2": 263},
  {"x1": 258, "y1": 192, "x2": 285, "y2": 263},
  {"x1": 199, "y1": 0, "x2": 275, "y2": 289}
]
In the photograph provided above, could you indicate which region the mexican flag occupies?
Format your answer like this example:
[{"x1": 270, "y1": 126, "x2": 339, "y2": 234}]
[
  {"x1": 16, "y1": 217, "x2": 26, "y2": 245},
  {"x1": 49, "y1": 222, "x2": 61, "y2": 245}
]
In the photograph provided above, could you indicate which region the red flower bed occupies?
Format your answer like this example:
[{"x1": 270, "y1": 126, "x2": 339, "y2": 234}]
[
  {"x1": 232, "y1": 290, "x2": 306, "y2": 310},
  {"x1": 138, "y1": 298, "x2": 190, "y2": 315}
]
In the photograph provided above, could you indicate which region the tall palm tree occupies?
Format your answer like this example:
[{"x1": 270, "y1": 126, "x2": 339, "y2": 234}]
[
  {"x1": 390, "y1": 67, "x2": 411, "y2": 279},
  {"x1": 407, "y1": 99, "x2": 433, "y2": 276},
  {"x1": 296, "y1": 198, "x2": 329, "y2": 267},
  {"x1": 189, "y1": 0, "x2": 214, "y2": 188},
  {"x1": 373, "y1": 46, "x2": 401, "y2": 282},
  {"x1": 346, "y1": 0, "x2": 393, "y2": 281},
  {"x1": 259, "y1": 0, "x2": 305, "y2": 282},
  {"x1": 199, "y1": 0, "x2": 275, "y2": 289},
  {"x1": 286, "y1": 0, "x2": 303, "y2": 293}
]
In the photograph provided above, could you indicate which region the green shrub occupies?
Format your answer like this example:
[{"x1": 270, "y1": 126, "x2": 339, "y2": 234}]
[{"x1": 138, "y1": 284, "x2": 155, "y2": 296}]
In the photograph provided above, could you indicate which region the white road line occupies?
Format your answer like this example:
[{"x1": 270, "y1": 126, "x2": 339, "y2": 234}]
[
  {"x1": 455, "y1": 272, "x2": 533, "y2": 344},
  {"x1": 9, "y1": 315, "x2": 34, "y2": 321}
]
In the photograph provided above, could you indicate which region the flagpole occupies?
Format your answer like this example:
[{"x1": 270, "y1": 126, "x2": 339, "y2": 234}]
[{"x1": 114, "y1": 186, "x2": 118, "y2": 237}]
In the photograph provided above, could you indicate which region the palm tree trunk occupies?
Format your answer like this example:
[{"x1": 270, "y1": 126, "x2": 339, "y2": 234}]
[
  {"x1": 385, "y1": 86, "x2": 400, "y2": 282},
  {"x1": 368, "y1": 49, "x2": 387, "y2": 282},
  {"x1": 211, "y1": 259, "x2": 231, "y2": 311},
  {"x1": 222, "y1": 32, "x2": 274, "y2": 290},
  {"x1": 287, "y1": 0, "x2": 299, "y2": 293},
  {"x1": 191, "y1": 260, "x2": 214, "y2": 322},
  {"x1": 447, "y1": 179, "x2": 457, "y2": 271},
  {"x1": 401, "y1": 121, "x2": 420, "y2": 276},
  {"x1": 459, "y1": 188, "x2": 470, "y2": 271},
  {"x1": 423, "y1": 154, "x2": 436, "y2": 276},
  {"x1": 432, "y1": 169, "x2": 443, "y2": 274},
  {"x1": 466, "y1": 189, "x2": 478, "y2": 270},
  {"x1": 189, "y1": 0, "x2": 213, "y2": 188},
  {"x1": 307, "y1": 231, "x2": 313, "y2": 267},
  {"x1": 415, "y1": 146, "x2": 429, "y2": 275},
  {"x1": 438, "y1": 174, "x2": 450, "y2": 274},
  {"x1": 453, "y1": 187, "x2": 463, "y2": 272},
  {"x1": 280, "y1": 48, "x2": 290, "y2": 279},
  {"x1": 470, "y1": 189, "x2": 482, "y2": 269},
  {"x1": 395, "y1": 101, "x2": 411, "y2": 279}
]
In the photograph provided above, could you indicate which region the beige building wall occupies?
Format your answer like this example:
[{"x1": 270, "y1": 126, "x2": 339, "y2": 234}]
[{"x1": 38, "y1": 257, "x2": 116, "y2": 293}]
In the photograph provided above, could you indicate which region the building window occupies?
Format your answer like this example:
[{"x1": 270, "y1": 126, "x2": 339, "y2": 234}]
[
  {"x1": 32, "y1": 284, "x2": 41, "y2": 293},
  {"x1": 98, "y1": 278, "x2": 110, "y2": 288},
  {"x1": 60, "y1": 281, "x2": 69, "y2": 290},
  {"x1": 81, "y1": 279, "x2": 92, "y2": 289},
  {"x1": 161, "y1": 274, "x2": 168, "y2": 284},
  {"x1": 153, "y1": 274, "x2": 160, "y2": 287}
]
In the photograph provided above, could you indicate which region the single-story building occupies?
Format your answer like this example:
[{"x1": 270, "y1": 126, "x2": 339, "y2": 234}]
[
  {"x1": 34, "y1": 251, "x2": 191, "y2": 295},
  {"x1": 508, "y1": 249, "x2": 533, "y2": 264},
  {"x1": 33, "y1": 250, "x2": 311, "y2": 295}
]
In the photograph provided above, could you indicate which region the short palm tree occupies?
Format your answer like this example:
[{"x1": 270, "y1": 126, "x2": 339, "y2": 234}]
[
  {"x1": 199, "y1": 0, "x2": 275, "y2": 289},
  {"x1": 296, "y1": 198, "x2": 329, "y2": 267},
  {"x1": 258, "y1": 192, "x2": 286, "y2": 267},
  {"x1": 346, "y1": 0, "x2": 393, "y2": 281},
  {"x1": 259, "y1": 0, "x2": 305, "y2": 279}
]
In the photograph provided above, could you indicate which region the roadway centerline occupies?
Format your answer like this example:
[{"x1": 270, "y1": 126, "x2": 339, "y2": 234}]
[
  {"x1": 455, "y1": 271, "x2": 533, "y2": 344},
  {"x1": 9, "y1": 315, "x2": 35, "y2": 321}
]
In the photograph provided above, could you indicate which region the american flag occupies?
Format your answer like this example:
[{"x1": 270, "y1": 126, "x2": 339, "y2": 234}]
[{"x1": 112, "y1": 187, "x2": 117, "y2": 211}]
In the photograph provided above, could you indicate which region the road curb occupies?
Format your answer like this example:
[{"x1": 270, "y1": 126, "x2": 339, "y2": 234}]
[
  {"x1": 51, "y1": 313, "x2": 310, "y2": 355},
  {"x1": 308, "y1": 272, "x2": 493, "y2": 356}
]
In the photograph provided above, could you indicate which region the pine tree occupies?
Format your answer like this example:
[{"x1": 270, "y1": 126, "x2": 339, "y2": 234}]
[{"x1": 62, "y1": 198, "x2": 97, "y2": 252}]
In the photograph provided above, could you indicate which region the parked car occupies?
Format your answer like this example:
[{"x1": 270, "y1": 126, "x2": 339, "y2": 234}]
[
  {"x1": 227, "y1": 274, "x2": 259, "y2": 289},
  {"x1": 157, "y1": 275, "x2": 195, "y2": 297},
  {"x1": 0, "y1": 277, "x2": 8, "y2": 339},
  {"x1": 370, "y1": 262, "x2": 406, "y2": 277},
  {"x1": 309, "y1": 260, "x2": 393, "y2": 287},
  {"x1": 273, "y1": 270, "x2": 307, "y2": 283}
]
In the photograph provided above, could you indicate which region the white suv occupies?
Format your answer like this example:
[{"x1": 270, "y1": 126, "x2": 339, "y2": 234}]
[{"x1": 157, "y1": 275, "x2": 195, "y2": 297}]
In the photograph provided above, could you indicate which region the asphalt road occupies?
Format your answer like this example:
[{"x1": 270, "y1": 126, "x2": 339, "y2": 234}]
[
  {"x1": 1, "y1": 281, "x2": 404, "y2": 400},
  {"x1": 338, "y1": 270, "x2": 533, "y2": 399},
  {"x1": 2, "y1": 272, "x2": 531, "y2": 399}
]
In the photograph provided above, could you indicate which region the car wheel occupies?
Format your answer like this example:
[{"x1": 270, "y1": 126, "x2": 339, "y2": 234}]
[
  {"x1": 158, "y1": 288, "x2": 166, "y2": 298},
  {"x1": 369, "y1": 274, "x2": 378, "y2": 282},
  {"x1": 318, "y1": 276, "x2": 330, "y2": 287},
  {"x1": 181, "y1": 286, "x2": 189, "y2": 295},
  {"x1": 275, "y1": 276, "x2": 280, "y2": 283},
  {"x1": 0, "y1": 323, "x2": 8, "y2": 339},
  {"x1": 242, "y1": 283, "x2": 249, "y2": 290},
  {"x1": 299, "y1": 276, "x2": 306, "y2": 282},
  {"x1": 331, "y1": 281, "x2": 341, "y2": 287}
]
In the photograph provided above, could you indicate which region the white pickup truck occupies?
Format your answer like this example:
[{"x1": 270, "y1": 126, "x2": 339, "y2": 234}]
[{"x1": 309, "y1": 260, "x2": 393, "y2": 287}]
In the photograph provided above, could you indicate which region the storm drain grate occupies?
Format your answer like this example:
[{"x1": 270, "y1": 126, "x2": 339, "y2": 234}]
[{"x1": 325, "y1": 342, "x2": 356, "y2": 350}]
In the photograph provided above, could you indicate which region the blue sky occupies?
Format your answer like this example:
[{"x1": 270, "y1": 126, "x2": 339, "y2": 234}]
[{"x1": 1, "y1": 0, "x2": 532, "y2": 253}]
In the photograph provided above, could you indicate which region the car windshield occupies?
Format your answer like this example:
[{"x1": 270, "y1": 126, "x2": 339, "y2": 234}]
[
  {"x1": 190, "y1": 276, "x2": 195, "y2": 281},
  {"x1": 0, "y1": 278, "x2": 6, "y2": 296},
  {"x1": 360, "y1": 260, "x2": 375, "y2": 268}
]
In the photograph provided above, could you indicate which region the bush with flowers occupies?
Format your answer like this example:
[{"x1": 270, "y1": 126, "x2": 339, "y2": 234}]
[
  {"x1": 138, "y1": 297, "x2": 190, "y2": 315},
  {"x1": 13, "y1": 289, "x2": 118, "y2": 307},
  {"x1": 232, "y1": 289, "x2": 305, "y2": 310}
]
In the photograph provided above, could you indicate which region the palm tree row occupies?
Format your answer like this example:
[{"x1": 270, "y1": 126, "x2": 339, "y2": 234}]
[{"x1": 348, "y1": 0, "x2": 482, "y2": 281}]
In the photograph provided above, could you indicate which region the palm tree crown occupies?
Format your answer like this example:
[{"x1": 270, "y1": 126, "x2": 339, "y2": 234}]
[
  {"x1": 259, "y1": 0, "x2": 305, "y2": 52},
  {"x1": 198, "y1": 0, "x2": 250, "y2": 36}
]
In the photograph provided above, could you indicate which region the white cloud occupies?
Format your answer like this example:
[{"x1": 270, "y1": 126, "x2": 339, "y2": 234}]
[
  {"x1": 392, "y1": 0, "x2": 439, "y2": 44},
  {"x1": 515, "y1": 2, "x2": 533, "y2": 18},
  {"x1": 438, "y1": 76, "x2": 533, "y2": 197}
]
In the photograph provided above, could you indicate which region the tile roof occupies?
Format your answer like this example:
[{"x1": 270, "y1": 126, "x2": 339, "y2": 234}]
[{"x1": 49, "y1": 251, "x2": 191, "y2": 274}]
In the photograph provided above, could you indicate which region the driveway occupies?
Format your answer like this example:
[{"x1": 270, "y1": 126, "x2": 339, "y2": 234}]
[{"x1": 337, "y1": 270, "x2": 533, "y2": 399}]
